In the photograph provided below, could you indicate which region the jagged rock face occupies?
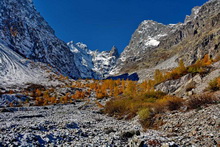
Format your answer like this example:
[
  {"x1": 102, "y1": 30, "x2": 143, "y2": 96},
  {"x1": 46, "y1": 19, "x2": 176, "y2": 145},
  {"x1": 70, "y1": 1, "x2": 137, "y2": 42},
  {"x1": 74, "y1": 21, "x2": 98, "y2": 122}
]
[
  {"x1": 111, "y1": 0, "x2": 220, "y2": 78},
  {"x1": 68, "y1": 42, "x2": 119, "y2": 79},
  {"x1": 0, "y1": 0, "x2": 80, "y2": 78},
  {"x1": 178, "y1": 0, "x2": 220, "y2": 65},
  {"x1": 111, "y1": 20, "x2": 177, "y2": 75},
  {"x1": 121, "y1": 20, "x2": 174, "y2": 60},
  {"x1": 158, "y1": 0, "x2": 220, "y2": 66}
]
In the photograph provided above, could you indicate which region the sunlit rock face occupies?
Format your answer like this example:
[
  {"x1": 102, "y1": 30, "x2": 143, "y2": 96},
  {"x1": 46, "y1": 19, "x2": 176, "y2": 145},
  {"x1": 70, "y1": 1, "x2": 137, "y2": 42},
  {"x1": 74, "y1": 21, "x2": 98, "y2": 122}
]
[
  {"x1": 0, "y1": 0, "x2": 80, "y2": 78},
  {"x1": 110, "y1": 20, "x2": 177, "y2": 75}
]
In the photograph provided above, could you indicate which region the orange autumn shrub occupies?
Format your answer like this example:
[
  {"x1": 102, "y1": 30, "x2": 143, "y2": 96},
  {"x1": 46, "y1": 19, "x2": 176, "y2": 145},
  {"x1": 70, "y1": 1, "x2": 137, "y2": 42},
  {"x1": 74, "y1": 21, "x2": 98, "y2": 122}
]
[{"x1": 154, "y1": 95, "x2": 184, "y2": 112}]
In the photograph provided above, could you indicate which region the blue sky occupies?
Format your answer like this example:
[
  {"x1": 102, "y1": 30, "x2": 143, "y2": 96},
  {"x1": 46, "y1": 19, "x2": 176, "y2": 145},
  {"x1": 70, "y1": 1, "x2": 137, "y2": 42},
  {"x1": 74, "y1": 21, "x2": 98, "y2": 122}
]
[{"x1": 33, "y1": 0, "x2": 208, "y2": 53}]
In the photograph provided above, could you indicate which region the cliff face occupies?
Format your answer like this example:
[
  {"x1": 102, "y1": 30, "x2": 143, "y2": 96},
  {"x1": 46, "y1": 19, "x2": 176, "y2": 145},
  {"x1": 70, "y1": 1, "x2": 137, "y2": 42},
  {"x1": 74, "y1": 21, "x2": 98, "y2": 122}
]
[
  {"x1": 111, "y1": 0, "x2": 220, "y2": 80},
  {"x1": 178, "y1": 0, "x2": 220, "y2": 64},
  {"x1": 0, "y1": 0, "x2": 80, "y2": 78}
]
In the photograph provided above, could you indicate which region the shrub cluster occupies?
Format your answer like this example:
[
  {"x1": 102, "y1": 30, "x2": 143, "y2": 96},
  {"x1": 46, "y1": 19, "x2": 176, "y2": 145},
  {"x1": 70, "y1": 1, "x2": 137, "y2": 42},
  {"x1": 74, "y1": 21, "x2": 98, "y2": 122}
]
[
  {"x1": 153, "y1": 54, "x2": 213, "y2": 87},
  {"x1": 186, "y1": 93, "x2": 219, "y2": 109},
  {"x1": 104, "y1": 91, "x2": 184, "y2": 128}
]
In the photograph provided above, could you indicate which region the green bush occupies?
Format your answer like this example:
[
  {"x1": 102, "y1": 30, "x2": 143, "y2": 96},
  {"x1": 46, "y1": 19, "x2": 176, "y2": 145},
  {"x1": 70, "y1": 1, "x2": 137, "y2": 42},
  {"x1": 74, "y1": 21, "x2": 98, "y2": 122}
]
[
  {"x1": 138, "y1": 108, "x2": 154, "y2": 128},
  {"x1": 138, "y1": 108, "x2": 151, "y2": 121}
]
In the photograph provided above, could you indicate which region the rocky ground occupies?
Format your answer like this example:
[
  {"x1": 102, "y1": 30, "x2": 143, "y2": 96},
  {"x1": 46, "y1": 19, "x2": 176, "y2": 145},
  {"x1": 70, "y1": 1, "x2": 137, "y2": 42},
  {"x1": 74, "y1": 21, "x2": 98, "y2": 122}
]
[
  {"x1": 0, "y1": 96, "x2": 219, "y2": 146},
  {"x1": 158, "y1": 104, "x2": 220, "y2": 146},
  {"x1": 0, "y1": 100, "x2": 175, "y2": 147}
]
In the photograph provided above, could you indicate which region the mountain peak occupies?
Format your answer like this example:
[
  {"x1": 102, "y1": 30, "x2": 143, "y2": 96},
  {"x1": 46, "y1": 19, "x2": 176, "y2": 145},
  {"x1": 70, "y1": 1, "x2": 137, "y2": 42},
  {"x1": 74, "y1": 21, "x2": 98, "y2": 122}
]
[
  {"x1": 110, "y1": 46, "x2": 119, "y2": 58},
  {"x1": 142, "y1": 20, "x2": 160, "y2": 25}
]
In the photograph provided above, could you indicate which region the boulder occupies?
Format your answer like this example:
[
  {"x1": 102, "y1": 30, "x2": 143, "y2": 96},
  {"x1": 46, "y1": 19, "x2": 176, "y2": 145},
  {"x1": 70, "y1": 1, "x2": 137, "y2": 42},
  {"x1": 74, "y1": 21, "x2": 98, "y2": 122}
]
[{"x1": 155, "y1": 74, "x2": 193, "y2": 96}]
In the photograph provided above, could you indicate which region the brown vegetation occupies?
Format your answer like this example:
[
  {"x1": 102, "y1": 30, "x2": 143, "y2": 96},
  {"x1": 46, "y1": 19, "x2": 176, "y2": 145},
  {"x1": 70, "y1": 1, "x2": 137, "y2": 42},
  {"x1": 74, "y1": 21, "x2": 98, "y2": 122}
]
[
  {"x1": 104, "y1": 90, "x2": 184, "y2": 128},
  {"x1": 208, "y1": 77, "x2": 220, "y2": 91},
  {"x1": 186, "y1": 93, "x2": 219, "y2": 109}
]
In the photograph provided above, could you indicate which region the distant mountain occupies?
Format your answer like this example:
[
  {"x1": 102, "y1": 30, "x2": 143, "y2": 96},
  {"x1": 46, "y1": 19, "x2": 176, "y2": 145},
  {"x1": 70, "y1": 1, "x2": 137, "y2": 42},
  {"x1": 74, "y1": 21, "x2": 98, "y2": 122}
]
[
  {"x1": 111, "y1": 0, "x2": 220, "y2": 81},
  {"x1": 68, "y1": 42, "x2": 119, "y2": 79}
]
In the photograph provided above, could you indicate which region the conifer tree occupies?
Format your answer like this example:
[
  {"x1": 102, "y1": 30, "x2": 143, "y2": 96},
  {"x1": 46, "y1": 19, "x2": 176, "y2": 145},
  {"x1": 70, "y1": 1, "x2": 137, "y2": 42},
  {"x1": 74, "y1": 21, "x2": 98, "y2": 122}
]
[
  {"x1": 177, "y1": 59, "x2": 186, "y2": 75},
  {"x1": 154, "y1": 69, "x2": 164, "y2": 84}
]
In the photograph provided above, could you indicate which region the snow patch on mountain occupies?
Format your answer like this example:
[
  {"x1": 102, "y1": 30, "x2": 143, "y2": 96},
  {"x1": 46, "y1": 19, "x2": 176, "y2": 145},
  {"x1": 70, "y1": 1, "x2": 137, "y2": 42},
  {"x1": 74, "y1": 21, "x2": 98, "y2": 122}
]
[
  {"x1": 144, "y1": 33, "x2": 169, "y2": 47},
  {"x1": 145, "y1": 38, "x2": 160, "y2": 47},
  {"x1": 0, "y1": 40, "x2": 68, "y2": 89}
]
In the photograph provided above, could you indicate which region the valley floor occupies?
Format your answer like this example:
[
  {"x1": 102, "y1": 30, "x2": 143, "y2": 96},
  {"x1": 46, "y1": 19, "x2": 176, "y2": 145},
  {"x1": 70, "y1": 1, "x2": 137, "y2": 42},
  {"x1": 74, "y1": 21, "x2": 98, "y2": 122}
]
[
  {"x1": 0, "y1": 99, "x2": 219, "y2": 146},
  {"x1": 0, "y1": 101, "x2": 170, "y2": 147}
]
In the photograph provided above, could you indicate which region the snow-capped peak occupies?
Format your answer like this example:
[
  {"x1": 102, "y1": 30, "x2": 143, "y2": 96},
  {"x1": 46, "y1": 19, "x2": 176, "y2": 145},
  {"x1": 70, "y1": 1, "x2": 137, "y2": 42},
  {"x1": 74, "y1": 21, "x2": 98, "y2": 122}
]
[{"x1": 68, "y1": 42, "x2": 120, "y2": 79}]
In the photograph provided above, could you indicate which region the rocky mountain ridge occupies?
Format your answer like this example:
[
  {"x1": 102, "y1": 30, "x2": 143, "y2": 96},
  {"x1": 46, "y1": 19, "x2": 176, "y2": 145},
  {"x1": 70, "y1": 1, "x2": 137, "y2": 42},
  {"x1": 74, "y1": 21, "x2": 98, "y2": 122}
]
[
  {"x1": 111, "y1": 0, "x2": 220, "y2": 82},
  {"x1": 0, "y1": 0, "x2": 80, "y2": 79},
  {"x1": 110, "y1": 20, "x2": 178, "y2": 75}
]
